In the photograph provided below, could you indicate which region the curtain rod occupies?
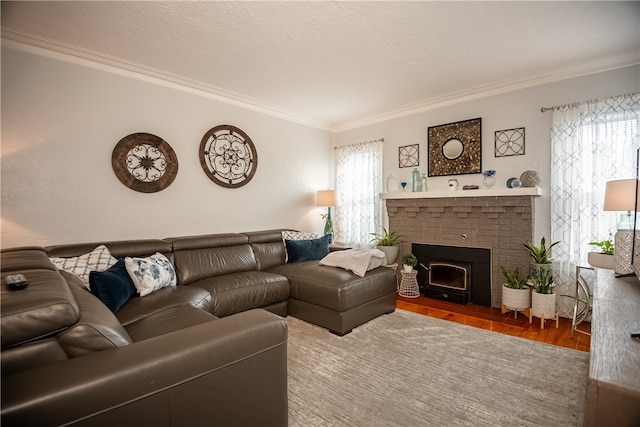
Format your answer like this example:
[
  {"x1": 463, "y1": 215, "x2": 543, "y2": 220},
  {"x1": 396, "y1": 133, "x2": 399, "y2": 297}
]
[
  {"x1": 540, "y1": 92, "x2": 638, "y2": 113},
  {"x1": 334, "y1": 137, "x2": 384, "y2": 149},
  {"x1": 540, "y1": 103, "x2": 579, "y2": 113}
]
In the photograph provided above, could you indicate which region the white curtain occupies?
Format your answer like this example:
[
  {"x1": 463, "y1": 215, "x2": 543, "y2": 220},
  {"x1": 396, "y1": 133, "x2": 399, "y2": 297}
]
[
  {"x1": 334, "y1": 139, "x2": 383, "y2": 248},
  {"x1": 550, "y1": 93, "x2": 639, "y2": 317},
  {"x1": 551, "y1": 93, "x2": 640, "y2": 263}
]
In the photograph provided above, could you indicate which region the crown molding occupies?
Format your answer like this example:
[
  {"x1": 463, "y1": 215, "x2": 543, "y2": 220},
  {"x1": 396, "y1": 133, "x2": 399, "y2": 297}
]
[
  {"x1": 334, "y1": 52, "x2": 640, "y2": 133},
  {"x1": 3, "y1": 28, "x2": 638, "y2": 135},
  {"x1": 1, "y1": 28, "x2": 334, "y2": 132}
]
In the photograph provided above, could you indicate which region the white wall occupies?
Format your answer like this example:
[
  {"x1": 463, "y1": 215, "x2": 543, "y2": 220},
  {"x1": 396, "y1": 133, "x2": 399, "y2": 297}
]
[
  {"x1": 334, "y1": 65, "x2": 640, "y2": 242},
  {"x1": 1, "y1": 45, "x2": 333, "y2": 247}
]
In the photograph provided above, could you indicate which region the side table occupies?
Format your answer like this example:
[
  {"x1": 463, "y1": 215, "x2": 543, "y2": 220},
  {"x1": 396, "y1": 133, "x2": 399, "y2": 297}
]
[{"x1": 398, "y1": 270, "x2": 420, "y2": 298}]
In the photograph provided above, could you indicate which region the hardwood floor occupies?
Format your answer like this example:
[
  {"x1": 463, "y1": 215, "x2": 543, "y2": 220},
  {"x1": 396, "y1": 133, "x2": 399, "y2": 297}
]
[{"x1": 397, "y1": 295, "x2": 591, "y2": 352}]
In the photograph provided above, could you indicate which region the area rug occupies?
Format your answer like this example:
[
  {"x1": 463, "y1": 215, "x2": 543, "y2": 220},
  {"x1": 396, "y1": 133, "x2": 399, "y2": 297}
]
[{"x1": 287, "y1": 309, "x2": 588, "y2": 427}]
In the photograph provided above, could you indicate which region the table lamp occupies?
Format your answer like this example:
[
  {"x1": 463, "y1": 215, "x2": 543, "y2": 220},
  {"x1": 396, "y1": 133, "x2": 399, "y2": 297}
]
[
  {"x1": 317, "y1": 190, "x2": 336, "y2": 241},
  {"x1": 603, "y1": 179, "x2": 636, "y2": 275}
]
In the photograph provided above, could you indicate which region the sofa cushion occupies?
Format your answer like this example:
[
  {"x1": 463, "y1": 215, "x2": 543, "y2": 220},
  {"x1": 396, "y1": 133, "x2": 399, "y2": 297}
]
[
  {"x1": 89, "y1": 258, "x2": 138, "y2": 313},
  {"x1": 285, "y1": 235, "x2": 330, "y2": 263},
  {"x1": 49, "y1": 245, "x2": 117, "y2": 289},
  {"x1": 124, "y1": 305, "x2": 218, "y2": 342},
  {"x1": 268, "y1": 261, "x2": 396, "y2": 312},
  {"x1": 1, "y1": 268, "x2": 79, "y2": 349},
  {"x1": 245, "y1": 230, "x2": 288, "y2": 271},
  {"x1": 1, "y1": 247, "x2": 57, "y2": 272},
  {"x1": 57, "y1": 272, "x2": 133, "y2": 357},
  {"x1": 125, "y1": 253, "x2": 177, "y2": 297},
  {"x1": 191, "y1": 271, "x2": 290, "y2": 317},
  {"x1": 115, "y1": 286, "x2": 213, "y2": 327}
]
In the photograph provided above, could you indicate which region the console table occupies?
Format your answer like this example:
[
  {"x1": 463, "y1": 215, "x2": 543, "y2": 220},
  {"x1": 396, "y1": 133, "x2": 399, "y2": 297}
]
[{"x1": 585, "y1": 270, "x2": 640, "y2": 426}]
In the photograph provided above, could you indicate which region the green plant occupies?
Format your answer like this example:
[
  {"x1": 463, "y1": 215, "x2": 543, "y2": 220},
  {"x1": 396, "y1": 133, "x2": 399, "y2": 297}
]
[
  {"x1": 588, "y1": 239, "x2": 614, "y2": 255},
  {"x1": 320, "y1": 213, "x2": 333, "y2": 233},
  {"x1": 531, "y1": 267, "x2": 555, "y2": 294},
  {"x1": 523, "y1": 237, "x2": 560, "y2": 264},
  {"x1": 370, "y1": 227, "x2": 403, "y2": 247},
  {"x1": 402, "y1": 253, "x2": 418, "y2": 267},
  {"x1": 500, "y1": 266, "x2": 528, "y2": 289}
]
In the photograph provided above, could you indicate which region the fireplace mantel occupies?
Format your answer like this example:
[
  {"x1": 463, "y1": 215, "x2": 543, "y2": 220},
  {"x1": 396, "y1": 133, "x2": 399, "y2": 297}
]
[{"x1": 380, "y1": 187, "x2": 542, "y2": 200}]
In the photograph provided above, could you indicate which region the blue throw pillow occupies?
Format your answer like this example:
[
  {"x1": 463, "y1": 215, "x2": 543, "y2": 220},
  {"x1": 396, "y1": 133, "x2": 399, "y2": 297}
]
[
  {"x1": 89, "y1": 258, "x2": 137, "y2": 313},
  {"x1": 285, "y1": 234, "x2": 331, "y2": 263}
]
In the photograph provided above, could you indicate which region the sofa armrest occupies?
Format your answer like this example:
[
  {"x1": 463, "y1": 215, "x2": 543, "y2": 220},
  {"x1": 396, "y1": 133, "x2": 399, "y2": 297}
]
[{"x1": 1, "y1": 309, "x2": 288, "y2": 427}]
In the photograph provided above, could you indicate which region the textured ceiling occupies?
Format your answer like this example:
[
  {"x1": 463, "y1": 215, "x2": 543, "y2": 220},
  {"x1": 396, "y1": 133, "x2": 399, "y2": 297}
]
[{"x1": 2, "y1": 1, "x2": 639, "y2": 131}]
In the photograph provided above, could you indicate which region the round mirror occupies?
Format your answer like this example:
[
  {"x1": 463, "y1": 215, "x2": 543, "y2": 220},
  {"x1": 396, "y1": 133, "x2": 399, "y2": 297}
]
[{"x1": 442, "y1": 138, "x2": 464, "y2": 160}]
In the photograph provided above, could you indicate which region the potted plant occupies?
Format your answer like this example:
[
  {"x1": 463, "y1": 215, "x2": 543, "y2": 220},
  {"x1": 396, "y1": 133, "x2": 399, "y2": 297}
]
[
  {"x1": 500, "y1": 266, "x2": 530, "y2": 314},
  {"x1": 587, "y1": 238, "x2": 614, "y2": 269},
  {"x1": 401, "y1": 253, "x2": 418, "y2": 272},
  {"x1": 523, "y1": 237, "x2": 560, "y2": 322},
  {"x1": 370, "y1": 227, "x2": 403, "y2": 265}
]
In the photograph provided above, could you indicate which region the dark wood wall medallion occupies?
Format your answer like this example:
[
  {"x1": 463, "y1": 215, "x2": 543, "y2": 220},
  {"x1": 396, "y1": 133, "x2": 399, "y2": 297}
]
[
  {"x1": 199, "y1": 125, "x2": 258, "y2": 188},
  {"x1": 112, "y1": 133, "x2": 178, "y2": 193}
]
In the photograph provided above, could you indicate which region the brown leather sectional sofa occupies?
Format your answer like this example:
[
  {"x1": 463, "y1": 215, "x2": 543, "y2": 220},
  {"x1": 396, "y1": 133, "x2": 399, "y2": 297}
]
[{"x1": 1, "y1": 229, "x2": 396, "y2": 426}]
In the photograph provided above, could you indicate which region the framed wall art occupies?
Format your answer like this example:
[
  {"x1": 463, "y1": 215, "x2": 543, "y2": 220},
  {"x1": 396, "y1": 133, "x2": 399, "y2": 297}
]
[
  {"x1": 495, "y1": 127, "x2": 525, "y2": 157},
  {"x1": 398, "y1": 144, "x2": 419, "y2": 168},
  {"x1": 112, "y1": 132, "x2": 178, "y2": 193},
  {"x1": 427, "y1": 117, "x2": 481, "y2": 177}
]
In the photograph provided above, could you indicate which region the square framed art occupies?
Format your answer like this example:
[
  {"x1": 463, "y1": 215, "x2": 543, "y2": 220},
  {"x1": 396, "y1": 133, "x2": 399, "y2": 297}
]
[
  {"x1": 398, "y1": 144, "x2": 419, "y2": 168},
  {"x1": 427, "y1": 118, "x2": 481, "y2": 176}
]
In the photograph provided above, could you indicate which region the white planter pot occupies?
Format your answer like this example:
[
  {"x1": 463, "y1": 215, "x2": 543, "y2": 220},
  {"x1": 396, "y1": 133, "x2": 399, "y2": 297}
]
[
  {"x1": 531, "y1": 291, "x2": 556, "y2": 319},
  {"x1": 587, "y1": 252, "x2": 614, "y2": 270},
  {"x1": 502, "y1": 285, "x2": 531, "y2": 311},
  {"x1": 403, "y1": 264, "x2": 413, "y2": 273},
  {"x1": 377, "y1": 245, "x2": 399, "y2": 265}
]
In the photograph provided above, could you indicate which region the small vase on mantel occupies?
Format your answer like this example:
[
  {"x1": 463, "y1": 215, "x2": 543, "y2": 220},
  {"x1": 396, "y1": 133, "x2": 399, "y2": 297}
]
[{"x1": 482, "y1": 170, "x2": 496, "y2": 188}]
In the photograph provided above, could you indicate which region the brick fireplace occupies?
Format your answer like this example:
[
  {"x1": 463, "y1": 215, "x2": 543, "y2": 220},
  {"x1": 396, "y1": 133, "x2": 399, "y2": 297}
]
[{"x1": 383, "y1": 189, "x2": 541, "y2": 308}]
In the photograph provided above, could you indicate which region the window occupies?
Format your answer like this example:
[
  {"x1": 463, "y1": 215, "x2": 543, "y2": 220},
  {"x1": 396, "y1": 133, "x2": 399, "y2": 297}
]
[
  {"x1": 334, "y1": 139, "x2": 383, "y2": 248},
  {"x1": 551, "y1": 93, "x2": 640, "y2": 265}
]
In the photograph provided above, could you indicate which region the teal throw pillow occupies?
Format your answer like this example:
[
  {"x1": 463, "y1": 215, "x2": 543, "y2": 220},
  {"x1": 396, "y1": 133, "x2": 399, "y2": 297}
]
[
  {"x1": 89, "y1": 258, "x2": 137, "y2": 313},
  {"x1": 285, "y1": 234, "x2": 331, "y2": 263}
]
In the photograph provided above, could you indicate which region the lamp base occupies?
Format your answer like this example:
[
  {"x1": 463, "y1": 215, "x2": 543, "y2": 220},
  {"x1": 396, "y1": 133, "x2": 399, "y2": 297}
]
[{"x1": 614, "y1": 229, "x2": 633, "y2": 275}]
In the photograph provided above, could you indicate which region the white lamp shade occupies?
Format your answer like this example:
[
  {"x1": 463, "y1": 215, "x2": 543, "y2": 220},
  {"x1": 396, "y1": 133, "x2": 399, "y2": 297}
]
[
  {"x1": 603, "y1": 179, "x2": 636, "y2": 212},
  {"x1": 317, "y1": 190, "x2": 336, "y2": 207}
]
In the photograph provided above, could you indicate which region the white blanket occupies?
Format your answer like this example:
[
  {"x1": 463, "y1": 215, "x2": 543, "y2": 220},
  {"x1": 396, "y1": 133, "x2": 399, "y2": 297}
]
[{"x1": 319, "y1": 248, "x2": 387, "y2": 277}]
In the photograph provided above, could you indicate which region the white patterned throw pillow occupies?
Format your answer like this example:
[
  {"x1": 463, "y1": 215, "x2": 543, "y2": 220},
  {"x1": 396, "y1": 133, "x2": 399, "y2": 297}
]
[
  {"x1": 124, "y1": 252, "x2": 177, "y2": 297},
  {"x1": 281, "y1": 231, "x2": 321, "y2": 241},
  {"x1": 50, "y1": 245, "x2": 117, "y2": 290}
]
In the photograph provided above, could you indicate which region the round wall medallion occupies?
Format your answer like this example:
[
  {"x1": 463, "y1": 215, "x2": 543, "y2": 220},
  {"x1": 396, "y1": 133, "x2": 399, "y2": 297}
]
[
  {"x1": 112, "y1": 133, "x2": 178, "y2": 193},
  {"x1": 199, "y1": 125, "x2": 258, "y2": 188}
]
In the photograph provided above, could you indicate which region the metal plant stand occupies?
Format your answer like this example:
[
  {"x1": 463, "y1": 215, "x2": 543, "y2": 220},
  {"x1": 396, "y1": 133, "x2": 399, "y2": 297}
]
[{"x1": 572, "y1": 265, "x2": 593, "y2": 338}]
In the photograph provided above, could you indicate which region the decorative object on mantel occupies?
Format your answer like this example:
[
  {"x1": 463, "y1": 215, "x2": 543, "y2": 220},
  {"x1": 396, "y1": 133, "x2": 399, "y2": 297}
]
[
  {"x1": 494, "y1": 127, "x2": 525, "y2": 157},
  {"x1": 400, "y1": 181, "x2": 407, "y2": 191},
  {"x1": 519, "y1": 170, "x2": 540, "y2": 187},
  {"x1": 411, "y1": 168, "x2": 422, "y2": 192},
  {"x1": 448, "y1": 179, "x2": 459, "y2": 190},
  {"x1": 386, "y1": 174, "x2": 399, "y2": 192},
  {"x1": 420, "y1": 173, "x2": 428, "y2": 191},
  {"x1": 506, "y1": 177, "x2": 522, "y2": 188},
  {"x1": 199, "y1": 125, "x2": 257, "y2": 188},
  {"x1": 112, "y1": 132, "x2": 178, "y2": 193},
  {"x1": 398, "y1": 144, "x2": 419, "y2": 168},
  {"x1": 427, "y1": 117, "x2": 481, "y2": 177},
  {"x1": 603, "y1": 179, "x2": 636, "y2": 275},
  {"x1": 482, "y1": 170, "x2": 496, "y2": 188}
]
